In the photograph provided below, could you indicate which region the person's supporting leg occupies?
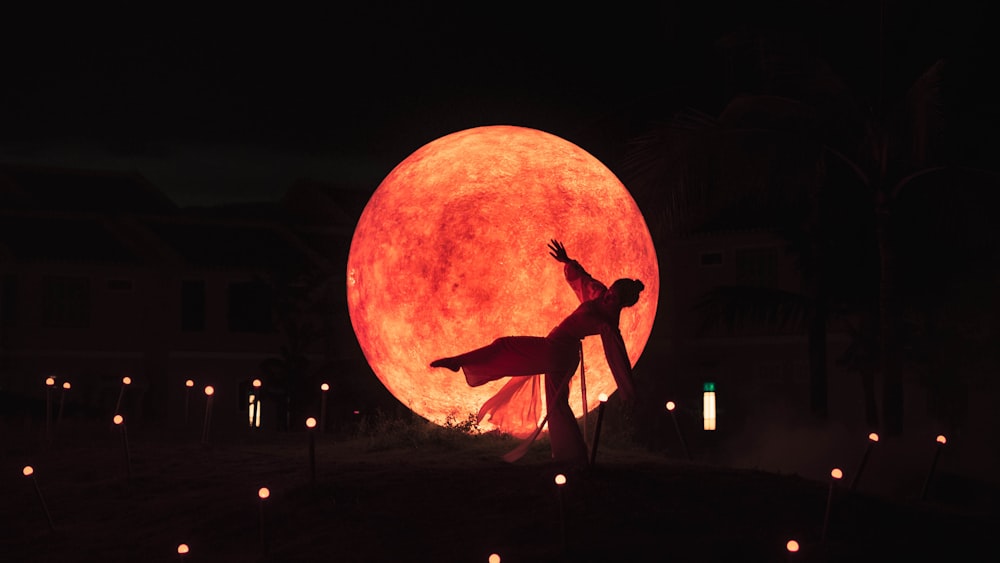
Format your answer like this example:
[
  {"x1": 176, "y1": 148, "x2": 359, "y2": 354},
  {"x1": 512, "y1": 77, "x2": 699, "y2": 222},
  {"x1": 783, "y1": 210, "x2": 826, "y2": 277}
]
[{"x1": 545, "y1": 368, "x2": 588, "y2": 467}]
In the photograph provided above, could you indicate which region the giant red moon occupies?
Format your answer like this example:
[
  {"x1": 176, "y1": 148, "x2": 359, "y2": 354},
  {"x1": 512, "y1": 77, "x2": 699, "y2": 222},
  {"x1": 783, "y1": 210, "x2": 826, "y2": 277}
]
[{"x1": 347, "y1": 125, "x2": 659, "y2": 436}]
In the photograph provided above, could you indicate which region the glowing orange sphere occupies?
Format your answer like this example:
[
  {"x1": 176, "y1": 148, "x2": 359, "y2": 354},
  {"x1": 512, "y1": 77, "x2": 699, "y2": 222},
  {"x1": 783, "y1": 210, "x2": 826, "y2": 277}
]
[
  {"x1": 786, "y1": 539, "x2": 800, "y2": 552},
  {"x1": 122, "y1": 376, "x2": 132, "y2": 385},
  {"x1": 177, "y1": 543, "x2": 190, "y2": 555},
  {"x1": 306, "y1": 417, "x2": 317, "y2": 429},
  {"x1": 831, "y1": 468, "x2": 843, "y2": 480},
  {"x1": 258, "y1": 487, "x2": 270, "y2": 499},
  {"x1": 22, "y1": 465, "x2": 34, "y2": 477},
  {"x1": 113, "y1": 414, "x2": 124, "y2": 425},
  {"x1": 185, "y1": 379, "x2": 194, "y2": 388},
  {"x1": 347, "y1": 125, "x2": 659, "y2": 436}
]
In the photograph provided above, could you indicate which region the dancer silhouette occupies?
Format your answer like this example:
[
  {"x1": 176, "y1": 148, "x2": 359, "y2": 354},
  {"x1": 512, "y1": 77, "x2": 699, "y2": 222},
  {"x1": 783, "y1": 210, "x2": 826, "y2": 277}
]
[{"x1": 432, "y1": 240, "x2": 643, "y2": 467}]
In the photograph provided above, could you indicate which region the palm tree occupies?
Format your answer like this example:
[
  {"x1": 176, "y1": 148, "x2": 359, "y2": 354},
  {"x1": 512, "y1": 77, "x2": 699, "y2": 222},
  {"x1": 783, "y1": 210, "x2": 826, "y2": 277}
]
[
  {"x1": 258, "y1": 264, "x2": 340, "y2": 430},
  {"x1": 623, "y1": 20, "x2": 974, "y2": 434},
  {"x1": 625, "y1": 80, "x2": 877, "y2": 422}
]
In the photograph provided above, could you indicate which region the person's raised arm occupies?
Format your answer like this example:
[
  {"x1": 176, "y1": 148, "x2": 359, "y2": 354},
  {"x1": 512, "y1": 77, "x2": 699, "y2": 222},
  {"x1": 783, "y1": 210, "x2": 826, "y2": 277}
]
[{"x1": 548, "y1": 239, "x2": 606, "y2": 302}]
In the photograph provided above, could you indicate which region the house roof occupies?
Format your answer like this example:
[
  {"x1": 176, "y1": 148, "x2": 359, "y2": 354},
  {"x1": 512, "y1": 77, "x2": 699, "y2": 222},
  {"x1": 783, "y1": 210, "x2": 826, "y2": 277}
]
[
  {"x1": 0, "y1": 212, "x2": 144, "y2": 264},
  {"x1": 0, "y1": 164, "x2": 336, "y2": 274},
  {"x1": 140, "y1": 217, "x2": 315, "y2": 272},
  {"x1": 281, "y1": 178, "x2": 369, "y2": 228},
  {"x1": 0, "y1": 164, "x2": 178, "y2": 214}
]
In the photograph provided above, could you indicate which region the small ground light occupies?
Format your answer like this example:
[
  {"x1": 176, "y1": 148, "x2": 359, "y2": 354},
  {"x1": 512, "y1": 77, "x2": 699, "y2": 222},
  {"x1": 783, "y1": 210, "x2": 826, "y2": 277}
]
[
  {"x1": 114, "y1": 415, "x2": 132, "y2": 479},
  {"x1": 922, "y1": 434, "x2": 948, "y2": 500},
  {"x1": 554, "y1": 474, "x2": 567, "y2": 550},
  {"x1": 306, "y1": 417, "x2": 318, "y2": 482},
  {"x1": 45, "y1": 378, "x2": 56, "y2": 443},
  {"x1": 666, "y1": 400, "x2": 691, "y2": 460},
  {"x1": 320, "y1": 383, "x2": 330, "y2": 433},
  {"x1": 184, "y1": 380, "x2": 195, "y2": 425},
  {"x1": 590, "y1": 393, "x2": 610, "y2": 466},
  {"x1": 822, "y1": 468, "x2": 843, "y2": 542},
  {"x1": 489, "y1": 554, "x2": 501, "y2": 563},
  {"x1": 177, "y1": 543, "x2": 189, "y2": 555},
  {"x1": 57, "y1": 381, "x2": 71, "y2": 426},
  {"x1": 258, "y1": 487, "x2": 270, "y2": 549},
  {"x1": 201, "y1": 386, "x2": 215, "y2": 444},
  {"x1": 113, "y1": 376, "x2": 132, "y2": 428},
  {"x1": 852, "y1": 433, "x2": 880, "y2": 491},
  {"x1": 786, "y1": 539, "x2": 800, "y2": 561},
  {"x1": 23, "y1": 465, "x2": 55, "y2": 531}
]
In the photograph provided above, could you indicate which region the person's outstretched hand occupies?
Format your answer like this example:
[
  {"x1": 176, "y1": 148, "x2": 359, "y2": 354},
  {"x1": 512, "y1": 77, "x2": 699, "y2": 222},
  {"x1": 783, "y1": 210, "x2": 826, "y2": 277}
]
[{"x1": 548, "y1": 239, "x2": 570, "y2": 263}]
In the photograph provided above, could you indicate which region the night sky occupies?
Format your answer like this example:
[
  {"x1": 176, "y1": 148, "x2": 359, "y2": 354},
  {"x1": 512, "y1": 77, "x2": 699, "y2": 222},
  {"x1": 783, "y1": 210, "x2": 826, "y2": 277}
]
[{"x1": 1, "y1": 2, "x2": 996, "y2": 206}]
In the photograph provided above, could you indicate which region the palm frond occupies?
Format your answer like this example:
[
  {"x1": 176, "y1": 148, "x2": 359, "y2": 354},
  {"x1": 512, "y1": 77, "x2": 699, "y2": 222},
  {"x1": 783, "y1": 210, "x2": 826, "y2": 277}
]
[
  {"x1": 901, "y1": 58, "x2": 947, "y2": 166},
  {"x1": 694, "y1": 285, "x2": 810, "y2": 335},
  {"x1": 718, "y1": 94, "x2": 820, "y2": 136}
]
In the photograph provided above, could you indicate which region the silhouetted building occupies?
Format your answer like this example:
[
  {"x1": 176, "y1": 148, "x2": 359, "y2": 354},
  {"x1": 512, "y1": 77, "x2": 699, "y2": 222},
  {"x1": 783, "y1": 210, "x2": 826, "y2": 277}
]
[{"x1": 0, "y1": 164, "x2": 350, "y2": 436}]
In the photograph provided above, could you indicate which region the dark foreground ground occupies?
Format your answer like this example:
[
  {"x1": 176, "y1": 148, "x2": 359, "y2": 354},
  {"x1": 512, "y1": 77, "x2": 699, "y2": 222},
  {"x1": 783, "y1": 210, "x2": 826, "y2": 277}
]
[{"x1": 2, "y1": 419, "x2": 997, "y2": 563}]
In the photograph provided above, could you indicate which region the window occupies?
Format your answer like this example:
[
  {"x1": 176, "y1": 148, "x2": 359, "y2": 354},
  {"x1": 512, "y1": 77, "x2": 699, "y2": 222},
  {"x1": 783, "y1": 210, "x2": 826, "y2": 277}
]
[
  {"x1": 42, "y1": 276, "x2": 90, "y2": 328},
  {"x1": 227, "y1": 280, "x2": 273, "y2": 333},
  {"x1": 700, "y1": 252, "x2": 723, "y2": 266},
  {"x1": 1, "y1": 275, "x2": 16, "y2": 327},
  {"x1": 181, "y1": 280, "x2": 206, "y2": 332},
  {"x1": 107, "y1": 279, "x2": 134, "y2": 291},
  {"x1": 734, "y1": 247, "x2": 778, "y2": 288}
]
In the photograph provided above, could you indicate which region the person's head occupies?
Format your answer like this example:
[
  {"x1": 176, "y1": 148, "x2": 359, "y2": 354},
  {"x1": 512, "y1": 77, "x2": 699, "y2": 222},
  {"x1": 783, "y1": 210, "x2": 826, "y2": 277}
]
[{"x1": 609, "y1": 278, "x2": 644, "y2": 308}]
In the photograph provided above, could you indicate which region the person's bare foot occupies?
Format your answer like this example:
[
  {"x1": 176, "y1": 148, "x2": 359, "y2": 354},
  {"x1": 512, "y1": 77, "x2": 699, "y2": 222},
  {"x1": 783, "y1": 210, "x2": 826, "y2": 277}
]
[{"x1": 430, "y1": 357, "x2": 460, "y2": 372}]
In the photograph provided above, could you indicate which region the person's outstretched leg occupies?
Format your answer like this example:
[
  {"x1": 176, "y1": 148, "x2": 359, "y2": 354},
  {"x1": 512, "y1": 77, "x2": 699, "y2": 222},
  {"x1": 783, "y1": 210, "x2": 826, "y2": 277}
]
[
  {"x1": 429, "y1": 357, "x2": 461, "y2": 372},
  {"x1": 431, "y1": 336, "x2": 554, "y2": 387}
]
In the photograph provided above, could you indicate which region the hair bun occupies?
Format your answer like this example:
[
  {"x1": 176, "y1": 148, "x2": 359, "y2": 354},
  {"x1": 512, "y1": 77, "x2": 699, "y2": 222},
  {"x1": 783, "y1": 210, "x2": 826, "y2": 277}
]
[{"x1": 611, "y1": 278, "x2": 645, "y2": 307}]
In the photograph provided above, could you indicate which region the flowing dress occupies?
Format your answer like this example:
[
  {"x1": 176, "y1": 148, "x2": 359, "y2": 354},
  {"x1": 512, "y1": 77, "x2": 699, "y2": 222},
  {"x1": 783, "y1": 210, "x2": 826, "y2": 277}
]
[{"x1": 451, "y1": 259, "x2": 635, "y2": 464}]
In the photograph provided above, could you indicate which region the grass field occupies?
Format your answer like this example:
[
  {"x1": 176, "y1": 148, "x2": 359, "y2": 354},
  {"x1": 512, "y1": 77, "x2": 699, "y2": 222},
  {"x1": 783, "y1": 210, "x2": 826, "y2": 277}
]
[{"x1": 2, "y1": 415, "x2": 997, "y2": 562}]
